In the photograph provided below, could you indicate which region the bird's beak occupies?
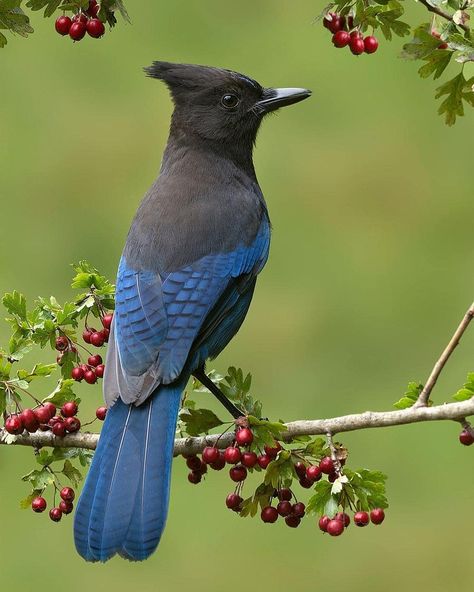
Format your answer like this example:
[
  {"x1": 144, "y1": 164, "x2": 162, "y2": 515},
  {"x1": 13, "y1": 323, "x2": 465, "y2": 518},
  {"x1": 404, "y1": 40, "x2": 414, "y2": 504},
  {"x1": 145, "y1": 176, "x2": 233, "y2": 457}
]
[{"x1": 255, "y1": 87, "x2": 312, "y2": 114}]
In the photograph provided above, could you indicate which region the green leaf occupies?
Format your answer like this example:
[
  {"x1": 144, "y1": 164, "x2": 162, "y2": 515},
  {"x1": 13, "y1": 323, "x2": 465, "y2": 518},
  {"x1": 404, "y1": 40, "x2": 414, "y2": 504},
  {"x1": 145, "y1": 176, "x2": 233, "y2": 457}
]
[
  {"x1": 263, "y1": 449, "x2": 294, "y2": 488},
  {"x1": 62, "y1": 459, "x2": 83, "y2": 486},
  {"x1": 435, "y1": 72, "x2": 471, "y2": 126},
  {"x1": 43, "y1": 379, "x2": 77, "y2": 406},
  {"x1": 418, "y1": 50, "x2": 452, "y2": 80},
  {"x1": 2, "y1": 291, "x2": 27, "y2": 320},
  {"x1": 179, "y1": 407, "x2": 224, "y2": 437},
  {"x1": 452, "y1": 372, "x2": 474, "y2": 401},
  {"x1": 393, "y1": 381, "x2": 423, "y2": 409},
  {"x1": 401, "y1": 24, "x2": 442, "y2": 60},
  {"x1": 21, "y1": 467, "x2": 55, "y2": 490},
  {"x1": 307, "y1": 480, "x2": 338, "y2": 516}
]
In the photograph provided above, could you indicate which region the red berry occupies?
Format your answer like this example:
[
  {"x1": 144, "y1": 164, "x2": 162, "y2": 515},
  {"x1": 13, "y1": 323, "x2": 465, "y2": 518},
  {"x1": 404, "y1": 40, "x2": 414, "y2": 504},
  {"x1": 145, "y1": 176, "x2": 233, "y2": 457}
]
[
  {"x1": 364, "y1": 35, "x2": 379, "y2": 54},
  {"x1": 49, "y1": 507, "x2": 62, "y2": 522},
  {"x1": 328, "y1": 471, "x2": 338, "y2": 483},
  {"x1": 350, "y1": 36, "x2": 365, "y2": 55},
  {"x1": 43, "y1": 402, "x2": 56, "y2": 419},
  {"x1": 31, "y1": 496, "x2": 47, "y2": 513},
  {"x1": 96, "y1": 406, "x2": 107, "y2": 421},
  {"x1": 306, "y1": 465, "x2": 322, "y2": 482},
  {"x1": 335, "y1": 512, "x2": 350, "y2": 527},
  {"x1": 319, "y1": 515, "x2": 330, "y2": 532},
  {"x1": 71, "y1": 367, "x2": 84, "y2": 381},
  {"x1": 229, "y1": 465, "x2": 247, "y2": 482},
  {"x1": 88, "y1": 355, "x2": 103, "y2": 367},
  {"x1": 257, "y1": 454, "x2": 271, "y2": 469},
  {"x1": 350, "y1": 30, "x2": 362, "y2": 39},
  {"x1": 84, "y1": 370, "x2": 97, "y2": 384},
  {"x1": 20, "y1": 409, "x2": 39, "y2": 433},
  {"x1": 459, "y1": 429, "x2": 474, "y2": 446},
  {"x1": 61, "y1": 401, "x2": 78, "y2": 418},
  {"x1": 261, "y1": 506, "x2": 279, "y2": 523},
  {"x1": 5, "y1": 414, "x2": 23, "y2": 435},
  {"x1": 87, "y1": 0, "x2": 100, "y2": 17},
  {"x1": 432, "y1": 31, "x2": 448, "y2": 49},
  {"x1": 324, "y1": 13, "x2": 344, "y2": 34},
  {"x1": 69, "y1": 21, "x2": 87, "y2": 41},
  {"x1": 34, "y1": 406, "x2": 51, "y2": 424},
  {"x1": 102, "y1": 313, "x2": 113, "y2": 329},
  {"x1": 65, "y1": 416, "x2": 81, "y2": 433},
  {"x1": 186, "y1": 456, "x2": 202, "y2": 471},
  {"x1": 60, "y1": 486, "x2": 75, "y2": 502},
  {"x1": 299, "y1": 476, "x2": 313, "y2": 489},
  {"x1": 59, "y1": 500, "x2": 74, "y2": 514},
  {"x1": 294, "y1": 461, "x2": 307, "y2": 479},
  {"x1": 52, "y1": 420, "x2": 67, "y2": 437},
  {"x1": 188, "y1": 471, "x2": 202, "y2": 484},
  {"x1": 241, "y1": 451, "x2": 258, "y2": 468},
  {"x1": 87, "y1": 17, "x2": 105, "y2": 38},
  {"x1": 202, "y1": 446, "x2": 220, "y2": 464},
  {"x1": 235, "y1": 427, "x2": 253, "y2": 446},
  {"x1": 102, "y1": 328, "x2": 110, "y2": 342},
  {"x1": 293, "y1": 502, "x2": 306, "y2": 518},
  {"x1": 264, "y1": 441, "x2": 281, "y2": 459},
  {"x1": 210, "y1": 451, "x2": 226, "y2": 471},
  {"x1": 285, "y1": 515, "x2": 301, "y2": 528},
  {"x1": 80, "y1": 364, "x2": 90, "y2": 373},
  {"x1": 278, "y1": 488, "x2": 292, "y2": 501},
  {"x1": 95, "y1": 364, "x2": 105, "y2": 378},
  {"x1": 370, "y1": 508, "x2": 385, "y2": 525},
  {"x1": 332, "y1": 30, "x2": 350, "y2": 48},
  {"x1": 90, "y1": 332, "x2": 105, "y2": 347},
  {"x1": 82, "y1": 329, "x2": 92, "y2": 344},
  {"x1": 55, "y1": 336, "x2": 69, "y2": 351},
  {"x1": 354, "y1": 511, "x2": 370, "y2": 526},
  {"x1": 225, "y1": 493, "x2": 242, "y2": 510},
  {"x1": 319, "y1": 457, "x2": 334, "y2": 474},
  {"x1": 73, "y1": 12, "x2": 88, "y2": 23},
  {"x1": 327, "y1": 518, "x2": 344, "y2": 536},
  {"x1": 277, "y1": 500, "x2": 292, "y2": 517},
  {"x1": 55, "y1": 15, "x2": 72, "y2": 35},
  {"x1": 224, "y1": 446, "x2": 241, "y2": 464}
]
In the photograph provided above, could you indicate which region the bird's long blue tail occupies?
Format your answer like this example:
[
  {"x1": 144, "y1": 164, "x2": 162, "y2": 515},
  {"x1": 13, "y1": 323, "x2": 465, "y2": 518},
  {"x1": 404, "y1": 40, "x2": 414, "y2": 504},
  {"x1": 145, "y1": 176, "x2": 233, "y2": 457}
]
[{"x1": 73, "y1": 382, "x2": 182, "y2": 562}]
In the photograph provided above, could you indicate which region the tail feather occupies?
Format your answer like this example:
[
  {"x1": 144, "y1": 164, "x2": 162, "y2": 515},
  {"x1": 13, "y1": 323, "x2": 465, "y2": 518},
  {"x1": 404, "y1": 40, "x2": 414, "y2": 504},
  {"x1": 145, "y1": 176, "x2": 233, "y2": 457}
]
[{"x1": 74, "y1": 383, "x2": 183, "y2": 562}]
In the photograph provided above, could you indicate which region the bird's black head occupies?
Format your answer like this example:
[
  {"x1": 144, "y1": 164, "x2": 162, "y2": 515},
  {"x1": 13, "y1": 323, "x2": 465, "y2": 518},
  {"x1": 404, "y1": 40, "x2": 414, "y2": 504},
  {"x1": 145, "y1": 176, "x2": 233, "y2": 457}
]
[{"x1": 144, "y1": 61, "x2": 311, "y2": 144}]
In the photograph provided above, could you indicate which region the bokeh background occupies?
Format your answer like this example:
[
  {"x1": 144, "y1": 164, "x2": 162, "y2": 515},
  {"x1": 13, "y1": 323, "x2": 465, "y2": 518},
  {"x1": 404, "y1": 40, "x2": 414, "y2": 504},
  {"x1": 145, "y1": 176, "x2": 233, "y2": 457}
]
[{"x1": 1, "y1": 2, "x2": 473, "y2": 591}]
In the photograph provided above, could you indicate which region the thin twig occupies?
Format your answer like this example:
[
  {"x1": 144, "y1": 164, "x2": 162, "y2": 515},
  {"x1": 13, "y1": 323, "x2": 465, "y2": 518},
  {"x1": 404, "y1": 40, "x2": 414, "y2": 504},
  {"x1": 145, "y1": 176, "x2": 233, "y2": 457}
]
[
  {"x1": 417, "y1": 0, "x2": 470, "y2": 33},
  {"x1": 415, "y1": 302, "x2": 474, "y2": 407}
]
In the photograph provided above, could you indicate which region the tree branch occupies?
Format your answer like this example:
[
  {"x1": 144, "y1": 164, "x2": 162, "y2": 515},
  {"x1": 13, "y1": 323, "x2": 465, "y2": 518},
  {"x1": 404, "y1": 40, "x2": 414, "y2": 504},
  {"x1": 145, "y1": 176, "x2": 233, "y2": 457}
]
[
  {"x1": 1, "y1": 397, "x2": 473, "y2": 455},
  {"x1": 415, "y1": 301, "x2": 474, "y2": 407},
  {"x1": 417, "y1": 0, "x2": 470, "y2": 33}
]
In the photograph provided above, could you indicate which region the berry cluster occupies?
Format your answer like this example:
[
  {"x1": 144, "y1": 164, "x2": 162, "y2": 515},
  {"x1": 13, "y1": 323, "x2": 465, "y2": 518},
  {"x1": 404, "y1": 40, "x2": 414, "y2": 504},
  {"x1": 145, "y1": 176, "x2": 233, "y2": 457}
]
[
  {"x1": 69, "y1": 312, "x2": 112, "y2": 384},
  {"x1": 54, "y1": 1, "x2": 105, "y2": 42},
  {"x1": 318, "y1": 508, "x2": 385, "y2": 537},
  {"x1": 31, "y1": 486, "x2": 76, "y2": 523},
  {"x1": 323, "y1": 12, "x2": 378, "y2": 56}
]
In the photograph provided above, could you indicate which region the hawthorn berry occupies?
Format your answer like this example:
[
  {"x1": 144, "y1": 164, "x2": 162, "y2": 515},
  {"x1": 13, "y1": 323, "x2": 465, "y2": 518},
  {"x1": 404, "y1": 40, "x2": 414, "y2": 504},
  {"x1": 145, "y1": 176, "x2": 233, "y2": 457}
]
[
  {"x1": 60, "y1": 487, "x2": 75, "y2": 502},
  {"x1": 261, "y1": 506, "x2": 279, "y2": 523},
  {"x1": 285, "y1": 515, "x2": 301, "y2": 528},
  {"x1": 277, "y1": 500, "x2": 293, "y2": 517},
  {"x1": 87, "y1": 0, "x2": 100, "y2": 17},
  {"x1": 235, "y1": 427, "x2": 253, "y2": 446},
  {"x1": 319, "y1": 515, "x2": 330, "y2": 532},
  {"x1": 188, "y1": 471, "x2": 202, "y2": 484},
  {"x1": 324, "y1": 13, "x2": 345, "y2": 34},
  {"x1": 299, "y1": 476, "x2": 313, "y2": 489},
  {"x1": 20, "y1": 409, "x2": 39, "y2": 433},
  {"x1": 31, "y1": 496, "x2": 47, "y2": 513},
  {"x1": 61, "y1": 401, "x2": 78, "y2": 418},
  {"x1": 52, "y1": 420, "x2": 67, "y2": 437},
  {"x1": 319, "y1": 457, "x2": 334, "y2": 474},
  {"x1": 306, "y1": 465, "x2": 322, "y2": 482},
  {"x1": 69, "y1": 21, "x2": 87, "y2": 41},
  {"x1": 55, "y1": 15, "x2": 72, "y2": 36},
  {"x1": 349, "y1": 36, "x2": 365, "y2": 55},
  {"x1": 432, "y1": 31, "x2": 448, "y2": 50},
  {"x1": 71, "y1": 367, "x2": 84, "y2": 382},
  {"x1": 278, "y1": 488, "x2": 292, "y2": 501},
  {"x1": 229, "y1": 465, "x2": 247, "y2": 482},
  {"x1": 327, "y1": 518, "x2": 344, "y2": 536},
  {"x1": 96, "y1": 406, "x2": 107, "y2": 421},
  {"x1": 84, "y1": 370, "x2": 98, "y2": 384},
  {"x1": 95, "y1": 364, "x2": 105, "y2": 378},
  {"x1": 332, "y1": 30, "x2": 350, "y2": 48},
  {"x1": 49, "y1": 507, "x2": 62, "y2": 522},
  {"x1": 264, "y1": 441, "x2": 281, "y2": 459},
  {"x1": 34, "y1": 406, "x2": 52, "y2": 424},
  {"x1": 370, "y1": 508, "x2": 385, "y2": 525},
  {"x1": 354, "y1": 511, "x2": 370, "y2": 526},
  {"x1": 90, "y1": 331, "x2": 105, "y2": 347},
  {"x1": 43, "y1": 402, "x2": 56, "y2": 418},
  {"x1": 102, "y1": 313, "x2": 114, "y2": 329},
  {"x1": 73, "y1": 12, "x2": 88, "y2": 24},
  {"x1": 55, "y1": 336, "x2": 69, "y2": 351},
  {"x1": 293, "y1": 502, "x2": 306, "y2": 518},
  {"x1": 241, "y1": 451, "x2": 258, "y2": 468},
  {"x1": 257, "y1": 454, "x2": 271, "y2": 469},
  {"x1": 65, "y1": 417, "x2": 81, "y2": 433},
  {"x1": 102, "y1": 328, "x2": 110, "y2": 342},
  {"x1": 226, "y1": 493, "x2": 242, "y2": 510},
  {"x1": 186, "y1": 456, "x2": 202, "y2": 471},
  {"x1": 210, "y1": 452, "x2": 226, "y2": 471},
  {"x1": 328, "y1": 471, "x2": 338, "y2": 483},
  {"x1": 82, "y1": 329, "x2": 93, "y2": 344},
  {"x1": 87, "y1": 18, "x2": 105, "y2": 38},
  {"x1": 459, "y1": 429, "x2": 474, "y2": 446},
  {"x1": 59, "y1": 500, "x2": 74, "y2": 514},
  {"x1": 202, "y1": 446, "x2": 220, "y2": 464},
  {"x1": 335, "y1": 512, "x2": 350, "y2": 527},
  {"x1": 294, "y1": 461, "x2": 307, "y2": 479},
  {"x1": 224, "y1": 446, "x2": 241, "y2": 464},
  {"x1": 88, "y1": 355, "x2": 102, "y2": 367},
  {"x1": 4, "y1": 414, "x2": 23, "y2": 435},
  {"x1": 364, "y1": 35, "x2": 379, "y2": 54}
]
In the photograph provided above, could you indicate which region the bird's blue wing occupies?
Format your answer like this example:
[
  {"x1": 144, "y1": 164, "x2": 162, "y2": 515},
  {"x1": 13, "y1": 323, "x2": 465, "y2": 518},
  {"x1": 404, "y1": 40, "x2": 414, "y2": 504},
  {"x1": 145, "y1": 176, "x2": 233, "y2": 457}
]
[{"x1": 104, "y1": 220, "x2": 270, "y2": 406}]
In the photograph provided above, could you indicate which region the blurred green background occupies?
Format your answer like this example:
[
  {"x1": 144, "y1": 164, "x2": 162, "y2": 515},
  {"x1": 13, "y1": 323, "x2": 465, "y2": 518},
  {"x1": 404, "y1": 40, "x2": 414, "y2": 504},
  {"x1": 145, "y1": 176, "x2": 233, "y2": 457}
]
[{"x1": 1, "y1": 1, "x2": 473, "y2": 591}]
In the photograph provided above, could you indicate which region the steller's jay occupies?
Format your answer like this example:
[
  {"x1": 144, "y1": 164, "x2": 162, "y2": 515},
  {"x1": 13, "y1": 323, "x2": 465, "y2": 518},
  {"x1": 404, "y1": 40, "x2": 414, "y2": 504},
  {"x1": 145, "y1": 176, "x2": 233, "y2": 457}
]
[{"x1": 74, "y1": 62, "x2": 310, "y2": 562}]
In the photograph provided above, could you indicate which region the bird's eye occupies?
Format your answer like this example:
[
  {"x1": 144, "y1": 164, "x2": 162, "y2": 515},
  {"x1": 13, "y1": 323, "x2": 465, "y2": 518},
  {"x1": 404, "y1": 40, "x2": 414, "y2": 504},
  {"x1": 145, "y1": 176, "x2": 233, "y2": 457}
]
[{"x1": 221, "y1": 94, "x2": 240, "y2": 109}]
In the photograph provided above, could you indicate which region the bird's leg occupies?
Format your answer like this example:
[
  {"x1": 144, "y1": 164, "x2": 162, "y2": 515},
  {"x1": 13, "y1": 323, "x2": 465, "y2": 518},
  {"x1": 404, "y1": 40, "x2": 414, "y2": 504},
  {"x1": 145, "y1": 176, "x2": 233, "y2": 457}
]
[{"x1": 192, "y1": 367, "x2": 244, "y2": 420}]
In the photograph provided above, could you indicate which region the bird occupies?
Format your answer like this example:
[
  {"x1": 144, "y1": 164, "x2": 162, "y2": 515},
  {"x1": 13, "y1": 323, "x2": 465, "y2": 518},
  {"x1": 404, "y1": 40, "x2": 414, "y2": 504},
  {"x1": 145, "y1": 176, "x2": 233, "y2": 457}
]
[{"x1": 73, "y1": 61, "x2": 311, "y2": 562}]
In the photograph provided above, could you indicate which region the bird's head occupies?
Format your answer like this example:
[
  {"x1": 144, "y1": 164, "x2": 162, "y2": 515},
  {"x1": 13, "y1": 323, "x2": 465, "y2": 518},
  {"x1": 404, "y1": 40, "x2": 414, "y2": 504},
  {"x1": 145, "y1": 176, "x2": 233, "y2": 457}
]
[{"x1": 144, "y1": 61, "x2": 311, "y2": 144}]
